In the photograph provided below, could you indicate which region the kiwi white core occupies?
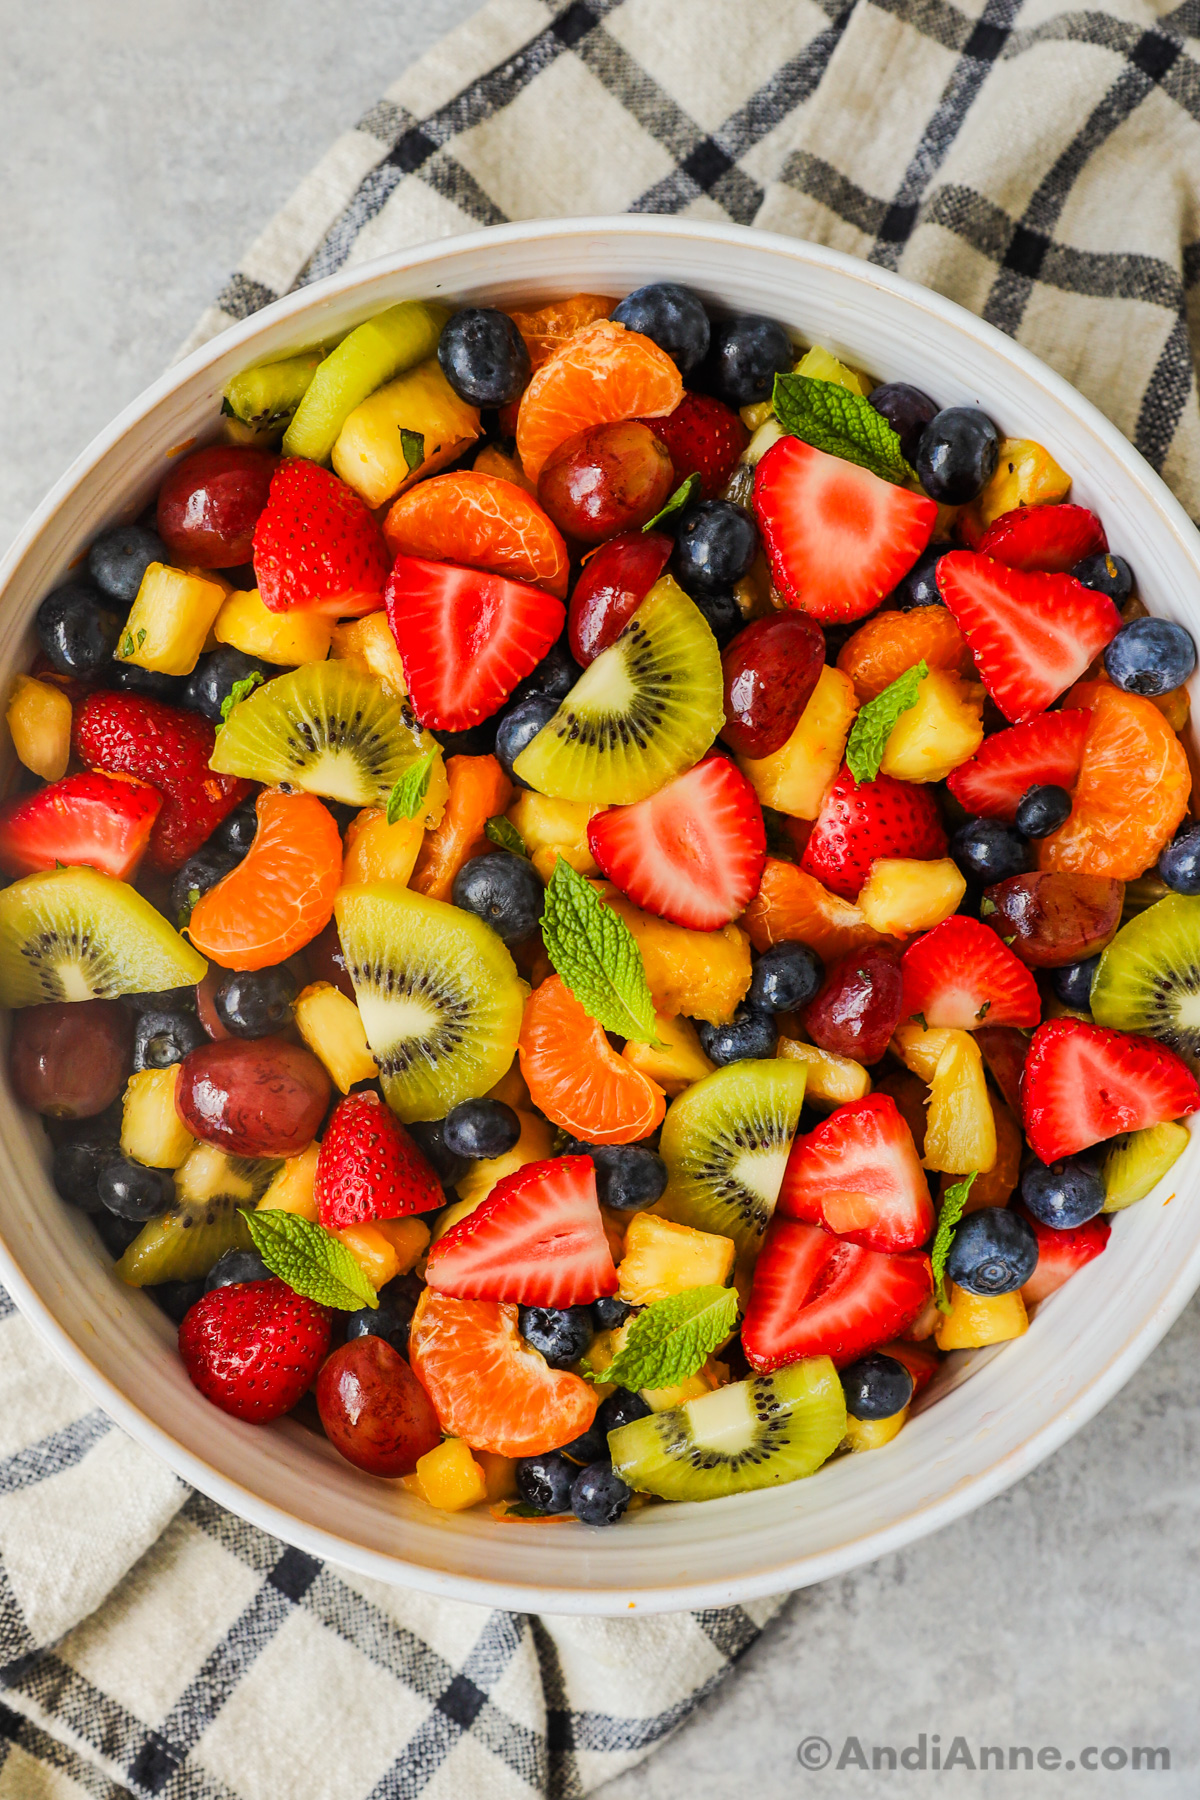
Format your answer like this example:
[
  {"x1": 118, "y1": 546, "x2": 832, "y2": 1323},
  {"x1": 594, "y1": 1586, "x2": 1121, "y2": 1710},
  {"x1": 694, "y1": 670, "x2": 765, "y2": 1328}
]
[{"x1": 684, "y1": 1383, "x2": 759, "y2": 1455}]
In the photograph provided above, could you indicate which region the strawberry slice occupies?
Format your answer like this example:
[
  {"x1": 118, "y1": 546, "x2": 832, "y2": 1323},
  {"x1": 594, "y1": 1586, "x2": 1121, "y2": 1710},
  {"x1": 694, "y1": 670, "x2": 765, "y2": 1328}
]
[
  {"x1": 938, "y1": 552, "x2": 1121, "y2": 724},
  {"x1": 976, "y1": 503, "x2": 1107, "y2": 573},
  {"x1": 946, "y1": 710, "x2": 1089, "y2": 820},
  {"x1": 253, "y1": 459, "x2": 391, "y2": 617},
  {"x1": 1016, "y1": 1205, "x2": 1111, "y2": 1307},
  {"x1": 875, "y1": 1337, "x2": 940, "y2": 1395},
  {"x1": 639, "y1": 392, "x2": 749, "y2": 500},
  {"x1": 901, "y1": 916, "x2": 1041, "y2": 1030},
  {"x1": 778, "y1": 1093, "x2": 934, "y2": 1254},
  {"x1": 1020, "y1": 1018, "x2": 1200, "y2": 1163},
  {"x1": 742, "y1": 1216, "x2": 932, "y2": 1370},
  {"x1": 385, "y1": 552, "x2": 566, "y2": 732},
  {"x1": 0, "y1": 771, "x2": 162, "y2": 881},
  {"x1": 753, "y1": 437, "x2": 937, "y2": 624},
  {"x1": 424, "y1": 1155, "x2": 618, "y2": 1308},
  {"x1": 315, "y1": 1091, "x2": 442, "y2": 1230},
  {"x1": 801, "y1": 764, "x2": 946, "y2": 902},
  {"x1": 587, "y1": 756, "x2": 766, "y2": 930}
]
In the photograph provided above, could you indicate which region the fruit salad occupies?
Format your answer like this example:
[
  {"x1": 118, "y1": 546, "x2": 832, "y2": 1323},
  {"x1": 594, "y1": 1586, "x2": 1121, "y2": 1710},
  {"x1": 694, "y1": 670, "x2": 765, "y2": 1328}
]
[{"x1": 7, "y1": 280, "x2": 1200, "y2": 1531}]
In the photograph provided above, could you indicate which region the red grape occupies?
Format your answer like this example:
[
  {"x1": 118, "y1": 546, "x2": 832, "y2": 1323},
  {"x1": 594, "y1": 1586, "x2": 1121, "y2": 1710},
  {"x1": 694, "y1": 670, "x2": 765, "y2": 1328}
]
[
  {"x1": 316, "y1": 1336, "x2": 441, "y2": 1476},
  {"x1": 538, "y1": 422, "x2": 674, "y2": 545},
  {"x1": 803, "y1": 947, "x2": 903, "y2": 1064},
  {"x1": 568, "y1": 530, "x2": 672, "y2": 665},
  {"x1": 719, "y1": 615, "x2": 826, "y2": 758},
  {"x1": 156, "y1": 445, "x2": 276, "y2": 568},
  {"x1": 975, "y1": 1025, "x2": 1029, "y2": 1114},
  {"x1": 9, "y1": 1000, "x2": 132, "y2": 1117},
  {"x1": 982, "y1": 873, "x2": 1124, "y2": 967},
  {"x1": 175, "y1": 1036, "x2": 330, "y2": 1157},
  {"x1": 304, "y1": 918, "x2": 356, "y2": 1001}
]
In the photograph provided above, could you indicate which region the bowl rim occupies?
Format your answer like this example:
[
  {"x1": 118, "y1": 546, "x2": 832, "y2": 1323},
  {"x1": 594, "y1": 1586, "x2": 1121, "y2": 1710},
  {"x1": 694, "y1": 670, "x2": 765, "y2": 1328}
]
[{"x1": 3, "y1": 213, "x2": 1200, "y2": 1615}]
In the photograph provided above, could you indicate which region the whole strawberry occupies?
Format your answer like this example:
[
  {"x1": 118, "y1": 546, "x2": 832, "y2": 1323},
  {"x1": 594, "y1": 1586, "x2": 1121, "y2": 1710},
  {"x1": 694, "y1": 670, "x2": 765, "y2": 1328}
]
[
  {"x1": 72, "y1": 691, "x2": 251, "y2": 872},
  {"x1": 640, "y1": 392, "x2": 749, "y2": 500},
  {"x1": 253, "y1": 460, "x2": 390, "y2": 616},
  {"x1": 802, "y1": 763, "x2": 946, "y2": 901},
  {"x1": 179, "y1": 1279, "x2": 331, "y2": 1422},
  {"x1": 316, "y1": 1091, "x2": 442, "y2": 1230}
]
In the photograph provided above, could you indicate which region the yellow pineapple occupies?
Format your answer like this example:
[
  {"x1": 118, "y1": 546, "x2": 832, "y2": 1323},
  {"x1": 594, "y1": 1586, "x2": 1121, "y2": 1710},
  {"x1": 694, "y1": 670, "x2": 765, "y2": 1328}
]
[
  {"x1": 341, "y1": 809, "x2": 426, "y2": 887},
  {"x1": 335, "y1": 1221, "x2": 403, "y2": 1290},
  {"x1": 472, "y1": 1449, "x2": 519, "y2": 1502},
  {"x1": 292, "y1": 982, "x2": 378, "y2": 1092},
  {"x1": 372, "y1": 1215, "x2": 430, "y2": 1273},
  {"x1": 621, "y1": 1011, "x2": 714, "y2": 1096},
  {"x1": 330, "y1": 612, "x2": 408, "y2": 696},
  {"x1": 842, "y1": 1407, "x2": 908, "y2": 1452},
  {"x1": 857, "y1": 857, "x2": 967, "y2": 936},
  {"x1": 506, "y1": 792, "x2": 597, "y2": 883},
  {"x1": 486, "y1": 1061, "x2": 532, "y2": 1111},
  {"x1": 617, "y1": 1211, "x2": 735, "y2": 1305},
  {"x1": 7, "y1": 676, "x2": 72, "y2": 780},
  {"x1": 332, "y1": 358, "x2": 481, "y2": 507},
  {"x1": 738, "y1": 665, "x2": 858, "y2": 819},
  {"x1": 923, "y1": 1031, "x2": 997, "y2": 1173},
  {"x1": 878, "y1": 669, "x2": 984, "y2": 784},
  {"x1": 115, "y1": 564, "x2": 230, "y2": 677},
  {"x1": 411, "y1": 1438, "x2": 488, "y2": 1511},
  {"x1": 257, "y1": 1143, "x2": 320, "y2": 1221},
  {"x1": 793, "y1": 344, "x2": 873, "y2": 396},
  {"x1": 777, "y1": 1037, "x2": 871, "y2": 1109},
  {"x1": 891, "y1": 1021, "x2": 956, "y2": 1081},
  {"x1": 598, "y1": 883, "x2": 752, "y2": 1025},
  {"x1": 213, "y1": 586, "x2": 332, "y2": 665},
  {"x1": 473, "y1": 443, "x2": 535, "y2": 495},
  {"x1": 643, "y1": 1357, "x2": 729, "y2": 1413},
  {"x1": 977, "y1": 437, "x2": 1071, "y2": 528},
  {"x1": 936, "y1": 1284, "x2": 1027, "y2": 1350},
  {"x1": 121, "y1": 1067, "x2": 195, "y2": 1169}
]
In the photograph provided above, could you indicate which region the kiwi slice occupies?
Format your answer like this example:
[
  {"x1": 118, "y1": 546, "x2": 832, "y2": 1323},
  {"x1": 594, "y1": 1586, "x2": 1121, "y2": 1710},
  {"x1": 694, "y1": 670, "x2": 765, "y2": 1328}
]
[
  {"x1": 334, "y1": 882, "x2": 524, "y2": 1122},
  {"x1": 224, "y1": 350, "x2": 324, "y2": 429},
  {"x1": 115, "y1": 1143, "x2": 278, "y2": 1285},
  {"x1": 512, "y1": 576, "x2": 725, "y2": 804},
  {"x1": 659, "y1": 1060, "x2": 809, "y2": 1259},
  {"x1": 283, "y1": 300, "x2": 449, "y2": 464},
  {"x1": 1090, "y1": 893, "x2": 1200, "y2": 1058},
  {"x1": 609, "y1": 1361, "x2": 846, "y2": 1501},
  {"x1": 0, "y1": 867, "x2": 207, "y2": 1008},
  {"x1": 210, "y1": 661, "x2": 437, "y2": 807},
  {"x1": 1101, "y1": 1121, "x2": 1190, "y2": 1211}
]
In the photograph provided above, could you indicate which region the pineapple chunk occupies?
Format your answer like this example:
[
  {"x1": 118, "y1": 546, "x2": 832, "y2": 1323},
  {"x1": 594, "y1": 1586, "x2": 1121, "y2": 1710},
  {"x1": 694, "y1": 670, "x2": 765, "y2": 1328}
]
[
  {"x1": 474, "y1": 443, "x2": 535, "y2": 496},
  {"x1": 115, "y1": 564, "x2": 229, "y2": 677},
  {"x1": 213, "y1": 587, "x2": 332, "y2": 665},
  {"x1": 622, "y1": 1011, "x2": 714, "y2": 1096},
  {"x1": 777, "y1": 1037, "x2": 871, "y2": 1110},
  {"x1": 257, "y1": 1142, "x2": 320, "y2": 1220},
  {"x1": 121, "y1": 1067, "x2": 195, "y2": 1169},
  {"x1": 487, "y1": 1061, "x2": 531, "y2": 1111},
  {"x1": 336, "y1": 1221, "x2": 403, "y2": 1290},
  {"x1": 842, "y1": 1407, "x2": 908, "y2": 1452},
  {"x1": 473, "y1": 1448, "x2": 518, "y2": 1502},
  {"x1": 858, "y1": 857, "x2": 967, "y2": 936},
  {"x1": 977, "y1": 437, "x2": 1071, "y2": 528},
  {"x1": 412, "y1": 1437, "x2": 488, "y2": 1511},
  {"x1": 454, "y1": 1109, "x2": 555, "y2": 1209},
  {"x1": 507, "y1": 792, "x2": 597, "y2": 883},
  {"x1": 598, "y1": 883, "x2": 752, "y2": 1026},
  {"x1": 891, "y1": 1021, "x2": 956, "y2": 1082},
  {"x1": 333, "y1": 358, "x2": 481, "y2": 508},
  {"x1": 738, "y1": 665, "x2": 858, "y2": 819},
  {"x1": 643, "y1": 1357, "x2": 727, "y2": 1412},
  {"x1": 617, "y1": 1211, "x2": 735, "y2": 1305},
  {"x1": 7, "y1": 675, "x2": 72, "y2": 780},
  {"x1": 373, "y1": 1215, "x2": 430, "y2": 1273},
  {"x1": 793, "y1": 344, "x2": 872, "y2": 396},
  {"x1": 342, "y1": 808, "x2": 426, "y2": 887},
  {"x1": 879, "y1": 669, "x2": 984, "y2": 784},
  {"x1": 942, "y1": 1095, "x2": 1022, "y2": 1209},
  {"x1": 936, "y1": 1284, "x2": 1027, "y2": 1350},
  {"x1": 293, "y1": 982, "x2": 378, "y2": 1092},
  {"x1": 923, "y1": 1031, "x2": 997, "y2": 1173},
  {"x1": 330, "y1": 612, "x2": 408, "y2": 696}
]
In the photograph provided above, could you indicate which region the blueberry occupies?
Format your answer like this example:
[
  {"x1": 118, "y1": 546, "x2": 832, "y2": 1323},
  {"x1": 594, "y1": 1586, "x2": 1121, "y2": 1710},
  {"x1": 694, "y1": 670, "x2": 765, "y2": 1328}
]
[
  {"x1": 169, "y1": 844, "x2": 242, "y2": 926},
  {"x1": 915, "y1": 407, "x2": 1000, "y2": 505},
  {"x1": 150, "y1": 1279, "x2": 207, "y2": 1325},
  {"x1": 840, "y1": 1351, "x2": 914, "y2": 1420},
  {"x1": 708, "y1": 314, "x2": 794, "y2": 408},
  {"x1": 598, "y1": 1388, "x2": 652, "y2": 1434},
  {"x1": 889, "y1": 541, "x2": 952, "y2": 609},
  {"x1": 611, "y1": 283, "x2": 710, "y2": 375},
  {"x1": 509, "y1": 638, "x2": 581, "y2": 706},
  {"x1": 452, "y1": 851, "x2": 544, "y2": 944},
  {"x1": 438, "y1": 309, "x2": 531, "y2": 407},
  {"x1": 214, "y1": 967, "x2": 298, "y2": 1038},
  {"x1": 1072, "y1": 551, "x2": 1133, "y2": 604},
  {"x1": 215, "y1": 797, "x2": 260, "y2": 856},
  {"x1": 570, "y1": 1460, "x2": 632, "y2": 1526},
  {"x1": 435, "y1": 719, "x2": 498, "y2": 758},
  {"x1": 1020, "y1": 1157, "x2": 1106, "y2": 1229},
  {"x1": 182, "y1": 647, "x2": 280, "y2": 723},
  {"x1": 1014, "y1": 784, "x2": 1071, "y2": 838},
  {"x1": 696, "y1": 1005, "x2": 778, "y2": 1065},
  {"x1": 1159, "y1": 822, "x2": 1200, "y2": 895},
  {"x1": 405, "y1": 1119, "x2": 470, "y2": 1189},
  {"x1": 515, "y1": 1450, "x2": 577, "y2": 1514},
  {"x1": 564, "y1": 1142, "x2": 668, "y2": 1212},
  {"x1": 96, "y1": 1157, "x2": 174, "y2": 1221},
  {"x1": 92, "y1": 1209, "x2": 143, "y2": 1258},
  {"x1": 35, "y1": 583, "x2": 122, "y2": 678},
  {"x1": 319, "y1": 797, "x2": 360, "y2": 835},
  {"x1": 593, "y1": 1296, "x2": 633, "y2": 1330},
  {"x1": 518, "y1": 1304, "x2": 593, "y2": 1369},
  {"x1": 1051, "y1": 956, "x2": 1099, "y2": 1011},
  {"x1": 867, "y1": 383, "x2": 939, "y2": 463},
  {"x1": 345, "y1": 1274, "x2": 422, "y2": 1355},
  {"x1": 945, "y1": 1206, "x2": 1038, "y2": 1295},
  {"x1": 52, "y1": 1125, "x2": 120, "y2": 1211},
  {"x1": 132, "y1": 1008, "x2": 207, "y2": 1071},
  {"x1": 692, "y1": 588, "x2": 743, "y2": 647},
  {"x1": 495, "y1": 694, "x2": 558, "y2": 787},
  {"x1": 1104, "y1": 618, "x2": 1197, "y2": 697},
  {"x1": 747, "y1": 942, "x2": 824, "y2": 1012},
  {"x1": 87, "y1": 524, "x2": 168, "y2": 605},
  {"x1": 106, "y1": 662, "x2": 188, "y2": 701},
  {"x1": 950, "y1": 817, "x2": 1030, "y2": 884},
  {"x1": 674, "y1": 500, "x2": 758, "y2": 597},
  {"x1": 442, "y1": 1098, "x2": 521, "y2": 1160},
  {"x1": 559, "y1": 1414, "x2": 610, "y2": 1465},
  {"x1": 204, "y1": 1248, "x2": 271, "y2": 1291}
]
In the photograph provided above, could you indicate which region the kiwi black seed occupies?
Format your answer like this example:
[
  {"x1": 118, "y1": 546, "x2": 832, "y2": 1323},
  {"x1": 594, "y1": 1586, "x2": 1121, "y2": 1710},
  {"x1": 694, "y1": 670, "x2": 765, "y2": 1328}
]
[
  {"x1": 1090, "y1": 892, "x2": 1200, "y2": 1057},
  {"x1": 115, "y1": 1145, "x2": 278, "y2": 1286},
  {"x1": 0, "y1": 867, "x2": 206, "y2": 1008}
]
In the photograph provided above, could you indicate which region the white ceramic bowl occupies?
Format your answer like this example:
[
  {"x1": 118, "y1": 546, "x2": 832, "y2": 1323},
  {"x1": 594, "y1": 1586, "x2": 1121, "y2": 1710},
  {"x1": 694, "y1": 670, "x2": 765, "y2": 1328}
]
[{"x1": 2, "y1": 218, "x2": 1197, "y2": 1616}]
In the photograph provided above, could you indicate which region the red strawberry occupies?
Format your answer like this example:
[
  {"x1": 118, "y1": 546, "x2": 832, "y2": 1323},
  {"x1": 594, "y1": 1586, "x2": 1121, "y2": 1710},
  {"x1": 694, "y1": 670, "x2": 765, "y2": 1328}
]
[
  {"x1": 800, "y1": 764, "x2": 946, "y2": 901},
  {"x1": 587, "y1": 757, "x2": 766, "y2": 930},
  {"x1": 901, "y1": 916, "x2": 1041, "y2": 1030},
  {"x1": 0, "y1": 772, "x2": 162, "y2": 881},
  {"x1": 315, "y1": 1091, "x2": 442, "y2": 1230},
  {"x1": 753, "y1": 437, "x2": 938, "y2": 623},
  {"x1": 178, "y1": 1279, "x2": 331, "y2": 1422},
  {"x1": 71, "y1": 692, "x2": 251, "y2": 872},
  {"x1": 1017, "y1": 1205, "x2": 1111, "y2": 1307},
  {"x1": 946, "y1": 710, "x2": 1089, "y2": 820},
  {"x1": 253, "y1": 459, "x2": 390, "y2": 616},
  {"x1": 875, "y1": 1336, "x2": 940, "y2": 1394},
  {"x1": 639, "y1": 392, "x2": 749, "y2": 501},
  {"x1": 938, "y1": 552, "x2": 1121, "y2": 724},
  {"x1": 385, "y1": 553, "x2": 565, "y2": 732},
  {"x1": 742, "y1": 1216, "x2": 932, "y2": 1370},
  {"x1": 976, "y1": 503, "x2": 1107, "y2": 573},
  {"x1": 424, "y1": 1156, "x2": 618, "y2": 1308},
  {"x1": 975, "y1": 1024, "x2": 1031, "y2": 1115},
  {"x1": 778, "y1": 1094, "x2": 934, "y2": 1254},
  {"x1": 1020, "y1": 1018, "x2": 1200, "y2": 1163}
]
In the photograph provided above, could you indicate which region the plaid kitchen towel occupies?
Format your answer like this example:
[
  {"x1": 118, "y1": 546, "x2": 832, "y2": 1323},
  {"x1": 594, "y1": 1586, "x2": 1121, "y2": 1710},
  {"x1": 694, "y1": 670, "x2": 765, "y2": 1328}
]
[{"x1": 4, "y1": 0, "x2": 1200, "y2": 1794}]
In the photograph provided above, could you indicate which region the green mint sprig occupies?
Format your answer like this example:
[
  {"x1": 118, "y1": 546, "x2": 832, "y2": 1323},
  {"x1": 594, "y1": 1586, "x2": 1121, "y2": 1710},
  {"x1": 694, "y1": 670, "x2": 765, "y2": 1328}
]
[
  {"x1": 931, "y1": 1171, "x2": 978, "y2": 1312},
  {"x1": 485, "y1": 815, "x2": 527, "y2": 858},
  {"x1": 845, "y1": 660, "x2": 928, "y2": 785},
  {"x1": 241, "y1": 1208, "x2": 379, "y2": 1312},
  {"x1": 541, "y1": 857, "x2": 659, "y2": 1046},
  {"x1": 592, "y1": 1286, "x2": 739, "y2": 1391},
  {"x1": 773, "y1": 373, "x2": 915, "y2": 485},
  {"x1": 386, "y1": 749, "x2": 437, "y2": 824},
  {"x1": 400, "y1": 428, "x2": 425, "y2": 474},
  {"x1": 220, "y1": 672, "x2": 265, "y2": 723},
  {"x1": 643, "y1": 472, "x2": 700, "y2": 532}
]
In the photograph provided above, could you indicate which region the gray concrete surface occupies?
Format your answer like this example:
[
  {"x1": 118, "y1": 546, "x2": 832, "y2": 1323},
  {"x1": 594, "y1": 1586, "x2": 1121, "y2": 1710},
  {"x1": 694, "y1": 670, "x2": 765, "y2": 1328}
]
[{"x1": 3, "y1": 5, "x2": 1198, "y2": 1795}]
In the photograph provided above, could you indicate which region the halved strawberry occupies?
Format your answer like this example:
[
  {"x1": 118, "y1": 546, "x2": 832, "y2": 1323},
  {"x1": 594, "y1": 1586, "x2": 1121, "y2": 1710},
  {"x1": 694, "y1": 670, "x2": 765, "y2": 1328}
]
[
  {"x1": 639, "y1": 392, "x2": 749, "y2": 500},
  {"x1": 385, "y1": 552, "x2": 565, "y2": 732},
  {"x1": 778, "y1": 1093, "x2": 933, "y2": 1253},
  {"x1": 753, "y1": 437, "x2": 938, "y2": 624},
  {"x1": 315, "y1": 1091, "x2": 442, "y2": 1230},
  {"x1": 1016, "y1": 1204, "x2": 1111, "y2": 1307},
  {"x1": 976, "y1": 504, "x2": 1107, "y2": 573},
  {"x1": 801, "y1": 764, "x2": 946, "y2": 902},
  {"x1": 946, "y1": 710, "x2": 1089, "y2": 820},
  {"x1": 253, "y1": 459, "x2": 390, "y2": 616},
  {"x1": 742, "y1": 1216, "x2": 932, "y2": 1370},
  {"x1": 938, "y1": 552, "x2": 1121, "y2": 724},
  {"x1": 424, "y1": 1155, "x2": 617, "y2": 1308},
  {"x1": 587, "y1": 756, "x2": 766, "y2": 930},
  {"x1": 1020, "y1": 1018, "x2": 1200, "y2": 1163},
  {"x1": 0, "y1": 771, "x2": 162, "y2": 881},
  {"x1": 901, "y1": 916, "x2": 1041, "y2": 1030},
  {"x1": 876, "y1": 1337, "x2": 940, "y2": 1394}
]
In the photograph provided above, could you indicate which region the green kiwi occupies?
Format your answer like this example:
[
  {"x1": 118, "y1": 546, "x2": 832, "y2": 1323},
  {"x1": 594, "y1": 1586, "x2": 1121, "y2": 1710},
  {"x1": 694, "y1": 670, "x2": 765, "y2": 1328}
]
[
  {"x1": 609, "y1": 1361, "x2": 846, "y2": 1501},
  {"x1": 223, "y1": 350, "x2": 324, "y2": 429},
  {"x1": 0, "y1": 867, "x2": 207, "y2": 1008},
  {"x1": 1090, "y1": 893, "x2": 1200, "y2": 1058},
  {"x1": 1101, "y1": 1121, "x2": 1190, "y2": 1211},
  {"x1": 658, "y1": 1061, "x2": 809, "y2": 1259},
  {"x1": 210, "y1": 661, "x2": 437, "y2": 807},
  {"x1": 283, "y1": 300, "x2": 449, "y2": 464},
  {"x1": 512, "y1": 576, "x2": 725, "y2": 804},
  {"x1": 115, "y1": 1143, "x2": 278, "y2": 1285},
  {"x1": 334, "y1": 882, "x2": 524, "y2": 1122}
]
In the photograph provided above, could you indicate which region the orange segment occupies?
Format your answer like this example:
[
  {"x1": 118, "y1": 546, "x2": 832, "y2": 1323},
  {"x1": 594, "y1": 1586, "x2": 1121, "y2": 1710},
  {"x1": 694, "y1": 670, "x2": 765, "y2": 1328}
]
[
  {"x1": 505, "y1": 294, "x2": 616, "y2": 371},
  {"x1": 519, "y1": 974, "x2": 666, "y2": 1145},
  {"x1": 837, "y1": 607, "x2": 974, "y2": 703},
  {"x1": 188, "y1": 789, "x2": 341, "y2": 970},
  {"x1": 1039, "y1": 684, "x2": 1191, "y2": 880},
  {"x1": 515, "y1": 320, "x2": 684, "y2": 483},
  {"x1": 741, "y1": 858, "x2": 890, "y2": 959},
  {"x1": 408, "y1": 1288, "x2": 597, "y2": 1458},
  {"x1": 382, "y1": 471, "x2": 569, "y2": 600},
  {"x1": 410, "y1": 754, "x2": 513, "y2": 901}
]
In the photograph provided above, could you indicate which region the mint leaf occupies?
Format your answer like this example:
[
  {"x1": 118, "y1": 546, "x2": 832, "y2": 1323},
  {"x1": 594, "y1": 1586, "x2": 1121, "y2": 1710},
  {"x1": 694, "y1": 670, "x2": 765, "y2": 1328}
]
[
  {"x1": 400, "y1": 427, "x2": 425, "y2": 474},
  {"x1": 541, "y1": 858, "x2": 659, "y2": 1046},
  {"x1": 773, "y1": 373, "x2": 915, "y2": 485},
  {"x1": 220, "y1": 671, "x2": 264, "y2": 723},
  {"x1": 845, "y1": 660, "x2": 927, "y2": 785},
  {"x1": 599, "y1": 1286, "x2": 739, "y2": 1391},
  {"x1": 386, "y1": 750, "x2": 437, "y2": 824},
  {"x1": 241, "y1": 1208, "x2": 378, "y2": 1311},
  {"x1": 931, "y1": 1172, "x2": 978, "y2": 1312},
  {"x1": 485, "y1": 815, "x2": 527, "y2": 858},
  {"x1": 643, "y1": 471, "x2": 700, "y2": 533}
]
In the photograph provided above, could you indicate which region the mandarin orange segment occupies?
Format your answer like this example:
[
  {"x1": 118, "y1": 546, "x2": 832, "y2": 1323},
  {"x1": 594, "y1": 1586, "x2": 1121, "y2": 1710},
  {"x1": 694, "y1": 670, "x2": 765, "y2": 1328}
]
[
  {"x1": 187, "y1": 789, "x2": 342, "y2": 970},
  {"x1": 409, "y1": 754, "x2": 513, "y2": 902},
  {"x1": 518, "y1": 974, "x2": 666, "y2": 1145},
  {"x1": 740, "y1": 858, "x2": 890, "y2": 959},
  {"x1": 382, "y1": 471, "x2": 569, "y2": 600},
  {"x1": 506, "y1": 294, "x2": 616, "y2": 371},
  {"x1": 1039, "y1": 684, "x2": 1191, "y2": 880},
  {"x1": 408, "y1": 1288, "x2": 598, "y2": 1458},
  {"x1": 515, "y1": 320, "x2": 684, "y2": 483},
  {"x1": 837, "y1": 606, "x2": 974, "y2": 703}
]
